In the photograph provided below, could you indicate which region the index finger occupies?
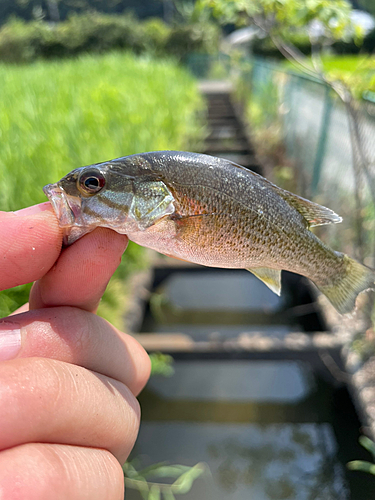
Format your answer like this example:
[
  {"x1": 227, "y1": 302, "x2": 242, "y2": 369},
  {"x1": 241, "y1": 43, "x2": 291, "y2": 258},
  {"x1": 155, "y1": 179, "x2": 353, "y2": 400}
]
[{"x1": 0, "y1": 203, "x2": 63, "y2": 291}]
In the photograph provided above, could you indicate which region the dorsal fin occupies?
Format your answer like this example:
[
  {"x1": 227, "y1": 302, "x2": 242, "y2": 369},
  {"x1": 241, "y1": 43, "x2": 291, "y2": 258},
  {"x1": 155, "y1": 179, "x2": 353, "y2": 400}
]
[
  {"x1": 280, "y1": 190, "x2": 342, "y2": 227},
  {"x1": 275, "y1": 188, "x2": 342, "y2": 228},
  {"x1": 229, "y1": 160, "x2": 342, "y2": 227}
]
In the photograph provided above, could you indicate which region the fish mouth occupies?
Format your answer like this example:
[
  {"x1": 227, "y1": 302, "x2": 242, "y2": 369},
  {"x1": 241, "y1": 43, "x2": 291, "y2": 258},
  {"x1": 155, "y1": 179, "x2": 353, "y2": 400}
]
[
  {"x1": 43, "y1": 183, "x2": 79, "y2": 226},
  {"x1": 43, "y1": 183, "x2": 87, "y2": 246}
]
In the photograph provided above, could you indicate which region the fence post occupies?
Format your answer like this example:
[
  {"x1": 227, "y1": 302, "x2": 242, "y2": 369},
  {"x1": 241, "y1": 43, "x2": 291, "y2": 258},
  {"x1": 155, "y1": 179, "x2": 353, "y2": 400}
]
[{"x1": 311, "y1": 85, "x2": 333, "y2": 195}]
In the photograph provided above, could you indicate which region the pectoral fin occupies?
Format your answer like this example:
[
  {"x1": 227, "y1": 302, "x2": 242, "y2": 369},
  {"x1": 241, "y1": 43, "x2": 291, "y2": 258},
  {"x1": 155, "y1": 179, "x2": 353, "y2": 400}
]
[
  {"x1": 247, "y1": 267, "x2": 282, "y2": 295},
  {"x1": 130, "y1": 179, "x2": 175, "y2": 230}
]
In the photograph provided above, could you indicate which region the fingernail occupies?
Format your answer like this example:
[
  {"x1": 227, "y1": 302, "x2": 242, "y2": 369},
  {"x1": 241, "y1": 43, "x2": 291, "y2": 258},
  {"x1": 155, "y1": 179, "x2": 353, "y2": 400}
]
[
  {"x1": 14, "y1": 202, "x2": 52, "y2": 217},
  {"x1": 0, "y1": 322, "x2": 21, "y2": 361}
]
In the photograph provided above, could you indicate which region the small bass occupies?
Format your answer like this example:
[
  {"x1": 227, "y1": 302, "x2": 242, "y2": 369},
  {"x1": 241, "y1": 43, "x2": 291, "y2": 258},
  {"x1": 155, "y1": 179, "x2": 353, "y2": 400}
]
[{"x1": 43, "y1": 151, "x2": 375, "y2": 314}]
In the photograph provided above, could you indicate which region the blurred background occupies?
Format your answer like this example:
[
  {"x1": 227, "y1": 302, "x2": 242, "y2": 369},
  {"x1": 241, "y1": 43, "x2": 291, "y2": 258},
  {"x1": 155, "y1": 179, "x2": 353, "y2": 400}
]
[{"x1": 1, "y1": 1, "x2": 375, "y2": 499}]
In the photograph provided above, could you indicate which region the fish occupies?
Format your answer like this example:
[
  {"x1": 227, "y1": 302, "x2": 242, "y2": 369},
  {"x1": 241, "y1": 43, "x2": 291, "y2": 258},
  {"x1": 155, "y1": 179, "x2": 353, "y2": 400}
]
[{"x1": 43, "y1": 150, "x2": 375, "y2": 314}]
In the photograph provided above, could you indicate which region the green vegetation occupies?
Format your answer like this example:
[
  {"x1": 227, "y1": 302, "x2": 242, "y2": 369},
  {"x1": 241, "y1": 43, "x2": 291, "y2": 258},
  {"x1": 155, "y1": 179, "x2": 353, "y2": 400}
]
[
  {"x1": 199, "y1": 0, "x2": 359, "y2": 44},
  {"x1": 0, "y1": 0, "x2": 166, "y2": 25},
  {"x1": 319, "y1": 55, "x2": 372, "y2": 72},
  {"x1": 252, "y1": 32, "x2": 312, "y2": 58},
  {"x1": 0, "y1": 13, "x2": 220, "y2": 63},
  {"x1": 320, "y1": 55, "x2": 375, "y2": 96},
  {"x1": 150, "y1": 352, "x2": 175, "y2": 377},
  {"x1": 0, "y1": 52, "x2": 203, "y2": 213},
  {"x1": 0, "y1": 51, "x2": 204, "y2": 323},
  {"x1": 252, "y1": 29, "x2": 375, "y2": 58},
  {"x1": 283, "y1": 55, "x2": 375, "y2": 96},
  {"x1": 123, "y1": 461, "x2": 207, "y2": 500},
  {"x1": 348, "y1": 436, "x2": 375, "y2": 475}
]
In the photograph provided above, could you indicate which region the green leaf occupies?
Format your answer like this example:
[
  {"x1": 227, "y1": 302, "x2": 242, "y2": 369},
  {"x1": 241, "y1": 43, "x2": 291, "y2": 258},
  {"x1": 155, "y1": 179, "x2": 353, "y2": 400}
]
[
  {"x1": 134, "y1": 462, "x2": 171, "y2": 479},
  {"x1": 162, "y1": 490, "x2": 176, "y2": 500},
  {"x1": 136, "y1": 464, "x2": 190, "y2": 480},
  {"x1": 151, "y1": 465, "x2": 191, "y2": 479},
  {"x1": 124, "y1": 461, "x2": 206, "y2": 498},
  {"x1": 359, "y1": 436, "x2": 375, "y2": 461},
  {"x1": 123, "y1": 461, "x2": 139, "y2": 478},
  {"x1": 149, "y1": 485, "x2": 161, "y2": 500},
  {"x1": 172, "y1": 463, "x2": 206, "y2": 494},
  {"x1": 347, "y1": 460, "x2": 375, "y2": 475}
]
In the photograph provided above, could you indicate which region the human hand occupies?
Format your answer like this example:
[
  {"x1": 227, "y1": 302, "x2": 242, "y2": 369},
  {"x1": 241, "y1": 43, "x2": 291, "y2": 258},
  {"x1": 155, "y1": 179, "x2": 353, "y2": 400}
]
[{"x1": 0, "y1": 203, "x2": 151, "y2": 499}]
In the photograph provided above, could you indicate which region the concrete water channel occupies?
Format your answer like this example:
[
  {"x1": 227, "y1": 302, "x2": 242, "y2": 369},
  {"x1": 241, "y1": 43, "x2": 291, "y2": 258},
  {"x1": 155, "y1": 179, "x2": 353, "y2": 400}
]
[{"x1": 125, "y1": 84, "x2": 375, "y2": 500}]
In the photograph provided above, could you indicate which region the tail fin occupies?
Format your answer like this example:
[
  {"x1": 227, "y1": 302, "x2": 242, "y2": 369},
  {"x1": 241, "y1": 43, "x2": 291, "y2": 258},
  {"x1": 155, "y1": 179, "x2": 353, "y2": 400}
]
[{"x1": 317, "y1": 255, "x2": 375, "y2": 314}]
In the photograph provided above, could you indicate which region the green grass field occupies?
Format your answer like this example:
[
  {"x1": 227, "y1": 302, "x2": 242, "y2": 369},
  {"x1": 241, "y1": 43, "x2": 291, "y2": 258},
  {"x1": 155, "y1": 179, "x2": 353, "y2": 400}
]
[
  {"x1": 284, "y1": 54, "x2": 375, "y2": 72},
  {"x1": 284, "y1": 54, "x2": 375, "y2": 96},
  {"x1": 320, "y1": 55, "x2": 373, "y2": 72},
  {"x1": 0, "y1": 51, "x2": 204, "y2": 321},
  {"x1": 0, "y1": 51, "x2": 203, "y2": 212}
]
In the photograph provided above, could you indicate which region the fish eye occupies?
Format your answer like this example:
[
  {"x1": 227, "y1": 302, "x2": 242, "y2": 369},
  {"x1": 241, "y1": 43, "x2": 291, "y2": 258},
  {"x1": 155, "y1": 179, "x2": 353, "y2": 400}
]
[{"x1": 78, "y1": 169, "x2": 106, "y2": 195}]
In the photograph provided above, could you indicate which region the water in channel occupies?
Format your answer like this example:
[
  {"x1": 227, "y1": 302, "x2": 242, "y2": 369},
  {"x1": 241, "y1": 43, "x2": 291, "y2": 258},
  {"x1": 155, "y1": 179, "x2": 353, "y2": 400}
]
[{"x1": 126, "y1": 267, "x2": 375, "y2": 500}]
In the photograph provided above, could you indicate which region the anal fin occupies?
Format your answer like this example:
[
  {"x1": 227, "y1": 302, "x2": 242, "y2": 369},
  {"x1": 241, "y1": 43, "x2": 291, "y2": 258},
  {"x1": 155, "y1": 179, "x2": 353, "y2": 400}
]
[{"x1": 247, "y1": 267, "x2": 282, "y2": 296}]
